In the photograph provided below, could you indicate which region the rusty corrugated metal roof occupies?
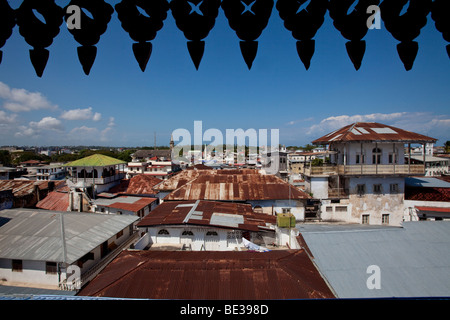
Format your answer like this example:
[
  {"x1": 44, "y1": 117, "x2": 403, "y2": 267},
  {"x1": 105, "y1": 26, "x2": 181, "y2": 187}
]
[
  {"x1": 77, "y1": 249, "x2": 335, "y2": 299},
  {"x1": 108, "y1": 174, "x2": 162, "y2": 195},
  {"x1": 36, "y1": 191, "x2": 69, "y2": 211},
  {"x1": 153, "y1": 169, "x2": 260, "y2": 192},
  {"x1": 137, "y1": 200, "x2": 276, "y2": 231},
  {"x1": 312, "y1": 122, "x2": 437, "y2": 144},
  {"x1": 164, "y1": 173, "x2": 311, "y2": 201},
  {"x1": 0, "y1": 180, "x2": 59, "y2": 198}
]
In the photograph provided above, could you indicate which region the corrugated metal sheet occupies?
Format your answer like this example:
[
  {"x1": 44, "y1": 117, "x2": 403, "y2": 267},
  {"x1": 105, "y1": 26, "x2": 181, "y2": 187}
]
[
  {"x1": 0, "y1": 209, "x2": 138, "y2": 264},
  {"x1": 137, "y1": 200, "x2": 276, "y2": 232},
  {"x1": 165, "y1": 173, "x2": 310, "y2": 201},
  {"x1": 77, "y1": 249, "x2": 335, "y2": 299},
  {"x1": 298, "y1": 222, "x2": 450, "y2": 298},
  {"x1": 94, "y1": 196, "x2": 157, "y2": 212},
  {"x1": 0, "y1": 180, "x2": 58, "y2": 198},
  {"x1": 312, "y1": 122, "x2": 437, "y2": 144},
  {"x1": 153, "y1": 169, "x2": 260, "y2": 192},
  {"x1": 108, "y1": 174, "x2": 162, "y2": 195},
  {"x1": 36, "y1": 191, "x2": 69, "y2": 211}
]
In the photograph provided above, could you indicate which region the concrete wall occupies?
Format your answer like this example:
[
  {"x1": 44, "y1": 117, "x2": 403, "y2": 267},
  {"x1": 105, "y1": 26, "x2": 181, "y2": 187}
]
[
  {"x1": 140, "y1": 226, "x2": 272, "y2": 251},
  {"x1": 347, "y1": 176, "x2": 405, "y2": 225},
  {"x1": 247, "y1": 199, "x2": 305, "y2": 221},
  {"x1": 332, "y1": 142, "x2": 405, "y2": 165},
  {"x1": 305, "y1": 176, "x2": 328, "y2": 200}
]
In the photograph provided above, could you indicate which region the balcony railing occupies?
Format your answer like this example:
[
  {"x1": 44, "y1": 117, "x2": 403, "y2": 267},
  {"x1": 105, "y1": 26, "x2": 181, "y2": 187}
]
[
  {"x1": 328, "y1": 188, "x2": 349, "y2": 198},
  {"x1": 304, "y1": 164, "x2": 425, "y2": 176},
  {"x1": 69, "y1": 173, "x2": 125, "y2": 185}
]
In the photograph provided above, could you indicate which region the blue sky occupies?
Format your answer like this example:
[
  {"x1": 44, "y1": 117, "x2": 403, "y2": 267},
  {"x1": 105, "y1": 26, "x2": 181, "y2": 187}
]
[{"x1": 0, "y1": 0, "x2": 449, "y2": 148}]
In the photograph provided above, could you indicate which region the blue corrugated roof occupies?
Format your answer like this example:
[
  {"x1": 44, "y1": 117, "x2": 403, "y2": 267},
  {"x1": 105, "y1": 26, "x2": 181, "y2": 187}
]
[
  {"x1": 406, "y1": 177, "x2": 450, "y2": 188},
  {"x1": 299, "y1": 222, "x2": 450, "y2": 298}
]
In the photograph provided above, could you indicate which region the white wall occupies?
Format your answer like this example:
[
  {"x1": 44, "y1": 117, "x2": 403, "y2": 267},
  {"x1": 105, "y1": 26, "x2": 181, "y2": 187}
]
[
  {"x1": 141, "y1": 226, "x2": 272, "y2": 251},
  {"x1": 332, "y1": 142, "x2": 405, "y2": 165},
  {"x1": 347, "y1": 176, "x2": 405, "y2": 225},
  {"x1": 248, "y1": 199, "x2": 305, "y2": 221},
  {"x1": 306, "y1": 176, "x2": 328, "y2": 199},
  {"x1": 0, "y1": 259, "x2": 59, "y2": 288},
  {"x1": 0, "y1": 224, "x2": 134, "y2": 289}
]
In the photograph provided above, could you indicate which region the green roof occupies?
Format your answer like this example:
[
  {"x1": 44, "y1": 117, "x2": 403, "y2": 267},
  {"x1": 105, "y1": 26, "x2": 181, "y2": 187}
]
[{"x1": 64, "y1": 154, "x2": 126, "y2": 167}]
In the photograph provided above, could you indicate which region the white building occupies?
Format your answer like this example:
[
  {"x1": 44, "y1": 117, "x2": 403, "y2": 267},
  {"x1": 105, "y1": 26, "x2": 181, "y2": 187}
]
[
  {"x1": 0, "y1": 209, "x2": 138, "y2": 291},
  {"x1": 64, "y1": 154, "x2": 127, "y2": 195},
  {"x1": 303, "y1": 122, "x2": 436, "y2": 226},
  {"x1": 135, "y1": 200, "x2": 278, "y2": 251},
  {"x1": 36, "y1": 165, "x2": 66, "y2": 181}
]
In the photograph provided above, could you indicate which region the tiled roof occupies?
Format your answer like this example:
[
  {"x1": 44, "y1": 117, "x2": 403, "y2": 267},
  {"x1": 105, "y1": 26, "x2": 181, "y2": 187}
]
[
  {"x1": 405, "y1": 186, "x2": 450, "y2": 202},
  {"x1": 137, "y1": 200, "x2": 276, "y2": 232},
  {"x1": 312, "y1": 122, "x2": 437, "y2": 144},
  {"x1": 76, "y1": 249, "x2": 335, "y2": 299},
  {"x1": 64, "y1": 154, "x2": 126, "y2": 167}
]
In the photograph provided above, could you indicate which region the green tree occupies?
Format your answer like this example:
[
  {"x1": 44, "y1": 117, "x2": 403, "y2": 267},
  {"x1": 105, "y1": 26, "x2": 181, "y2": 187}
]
[
  {"x1": 445, "y1": 141, "x2": 450, "y2": 153},
  {"x1": 117, "y1": 149, "x2": 136, "y2": 162},
  {"x1": 0, "y1": 150, "x2": 11, "y2": 166}
]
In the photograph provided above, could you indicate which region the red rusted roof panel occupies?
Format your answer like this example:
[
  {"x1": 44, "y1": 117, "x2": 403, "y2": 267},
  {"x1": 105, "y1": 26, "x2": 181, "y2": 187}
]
[
  {"x1": 165, "y1": 174, "x2": 310, "y2": 201},
  {"x1": 77, "y1": 249, "x2": 335, "y2": 299},
  {"x1": 312, "y1": 122, "x2": 437, "y2": 144},
  {"x1": 137, "y1": 200, "x2": 276, "y2": 231}
]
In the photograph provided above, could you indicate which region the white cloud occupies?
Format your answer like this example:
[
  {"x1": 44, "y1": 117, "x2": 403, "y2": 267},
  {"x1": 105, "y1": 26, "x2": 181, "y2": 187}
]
[
  {"x1": 0, "y1": 110, "x2": 17, "y2": 124},
  {"x1": 60, "y1": 107, "x2": 102, "y2": 121},
  {"x1": 70, "y1": 126, "x2": 99, "y2": 135},
  {"x1": 298, "y1": 112, "x2": 450, "y2": 145},
  {"x1": 100, "y1": 117, "x2": 116, "y2": 141},
  {"x1": 306, "y1": 112, "x2": 409, "y2": 136},
  {"x1": 15, "y1": 117, "x2": 63, "y2": 138},
  {"x1": 0, "y1": 82, "x2": 58, "y2": 112},
  {"x1": 30, "y1": 116, "x2": 64, "y2": 131}
]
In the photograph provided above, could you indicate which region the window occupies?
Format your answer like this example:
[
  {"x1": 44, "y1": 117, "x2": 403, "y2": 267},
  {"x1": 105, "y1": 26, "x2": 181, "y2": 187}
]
[
  {"x1": 116, "y1": 230, "x2": 123, "y2": 239},
  {"x1": 357, "y1": 184, "x2": 366, "y2": 196},
  {"x1": 372, "y1": 148, "x2": 382, "y2": 164},
  {"x1": 356, "y1": 154, "x2": 365, "y2": 164},
  {"x1": 335, "y1": 206, "x2": 347, "y2": 212},
  {"x1": 12, "y1": 260, "x2": 22, "y2": 272},
  {"x1": 182, "y1": 230, "x2": 194, "y2": 236},
  {"x1": 390, "y1": 184, "x2": 399, "y2": 194},
  {"x1": 206, "y1": 231, "x2": 218, "y2": 236},
  {"x1": 326, "y1": 206, "x2": 333, "y2": 212},
  {"x1": 158, "y1": 229, "x2": 169, "y2": 235},
  {"x1": 362, "y1": 215, "x2": 370, "y2": 224},
  {"x1": 46, "y1": 262, "x2": 57, "y2": 274},
  {"x1": 388, "y1": 153, "x2": 397, "y2": 164},
  {"x1": 382, "y1": 214, "x2": 390, "y2": 225},
  {"x1": 373, "y1": 184, "x2": 382, "y2": 194},
  {"x1": 282, "y1": 208, "x2": 291, "y2": 213}
]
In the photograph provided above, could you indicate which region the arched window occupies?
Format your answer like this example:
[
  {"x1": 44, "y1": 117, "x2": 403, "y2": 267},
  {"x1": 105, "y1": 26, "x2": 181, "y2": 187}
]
[
  {"x1": 78, "y1": 169, "x2": 87, "y2": 178},
  {"x1": 372, "y1": 148, "x2": 382, "y2": 164},
  {"x1": 182, "y1": 230, "x2": 194, "y2": 236},
  {"x1": 253, "y1": 205, "x2": 263, "y2": 213},
  {"x1": 206, "y1": 231, "x2": 218, "y2": 236},
  {"x1": 158, "y1": 229, "x2": 169, "y2": 235}
]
